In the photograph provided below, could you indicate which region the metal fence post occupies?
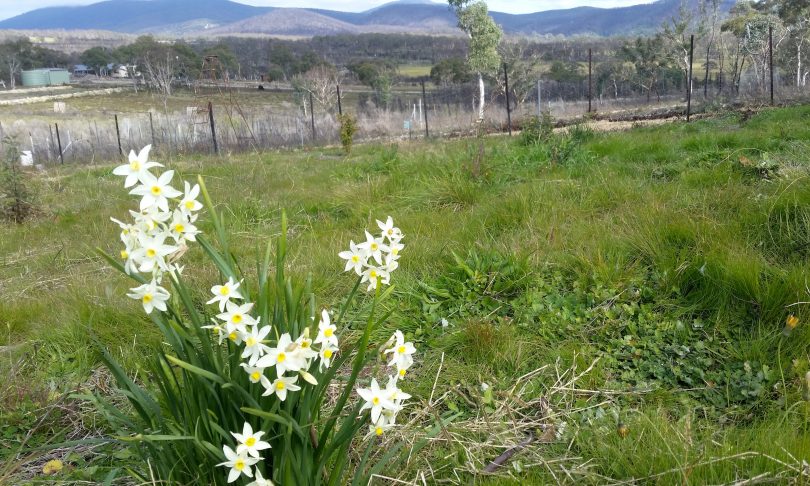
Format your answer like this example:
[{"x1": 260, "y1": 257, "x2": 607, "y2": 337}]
[
  {"x1": 769, "y1": 25, "x2": 774, "y2": 105},
  {"x1": 687, "y1": 34, "x2": 694, "y2": 122},
  {"x1": 208, "y1": 101, "x2": 219, "y2": 155},
  {"x1": 309, "y1": 91, "x2": 316, "y2": 141},
  {"x1": 421, "y1": 80, "x2": 429, "y2": 138},
  {"x1": 149, "y1": 111, "x2": 156, "y2": 148},
  {"x1": 114, "y1": 114, "x2": 123, "y2": 156},
  {"x1": 337, "y1": 84, "x2": 343, "y2": 116},
  {"x1": 588, "y1": 48, "x2": 592, "y2": 113},
  {"x1": 504, "y1": 63, "x2": 512, "y2": 136},
  {"x1": 55, "y1": 123, "x2": 64, "y2": 165}
]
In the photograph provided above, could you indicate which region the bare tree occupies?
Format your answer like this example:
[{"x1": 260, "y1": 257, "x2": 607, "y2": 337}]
[
  {"x1": 143, "y1": 50, "x2": 176, "y2": 111},
  {"x1": 0, "y1": 47, "x2": 21, "y2": 89},
  {"x1": 292, "y1": 65, "x2": 341, "y2": 113}
]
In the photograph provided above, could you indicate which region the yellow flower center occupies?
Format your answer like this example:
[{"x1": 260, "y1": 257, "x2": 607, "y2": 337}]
[
  {"x1": 276, "y1": 380, "x2": 286, "y2": 390},
  {"x1": 150, "y1": 185, "x2": 161, "y2": 196},
  {"x1": 120, "y1": 250, "x2": 129, "y2": 259},
  {"x1": 143, "y1": 294, "x2": 153, "y2": 304},
  {"x1": 351, "y1": 255, "x2": 360, "y2": 263},
  {"x1": 232, "y1": 314, "x2": 243, "y2": 324},
  {"x1": 387, "y1": 229, "x2": 393, "y2": 235},
  {"x1": 245, "y1": 437, "x2": 256, "y2": 447},
  {"x1": 392, "y1": 248, "x2": 399, "y2": 256},
  {"x1": 371, "y1": 243, "x2": 378, "y2": 251},
  {"x1": 369, "y1": 270, "x2": 377, "y2": 279},
  {"x1": 146, "y1": 248, "x2": 156, "y2": 258},
  {"x1": 228, "y1": 332, "x2": 238, "y2": 341},
  {"x1": 130, "y1": 161, "x2": 141, "y2": 171},
  {"x1": 399, "y1": 368, "x2": 406, "y2": 377},
  {"x1": 324, "y1": 328, "x2": 333, "y2": 337},
  {"x1": 397, "y1": 345, "x2": 406, "y2": 354},
  {"x1": 301, "y1": 340, "x2": 310, "y2": 348},
  {"x1": 250, "y1": 371, "x2": 261, "y2": 381},
  {"x1": 375, "y1": 426, "x2": 384, "y2": 436},
  {"x1": 220, "y1": 286, "x2": 230, "y2": 296},
  {"x1": 787, "y1": 315, "x2": 799, "y2": 329},
  {"x1": 234, "y1": 459, "x2": 245, "y2": 471},
  {"x1": 323, "y1": 349, "x2": 333, "y2": 359},
  {"x1": 372, "y1": 397, "x2": 380, "y2": 405},
  {"x1": 185, "y1": 200, "x2": 195, "y2": 209},
  {"x1": 246, "y1": 337, "x2": 256, "y2": 347},
  {"x1": 174, "y1": 224, "x2": 185, "y2": 233},
  {"x1": 277, "y1": 352, "x2": 286, "y2": 363}
]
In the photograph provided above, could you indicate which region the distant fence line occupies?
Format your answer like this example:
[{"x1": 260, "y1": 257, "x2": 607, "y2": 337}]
[{"x1": 0, "y1": 43, "x2": 806, "y2": 166}]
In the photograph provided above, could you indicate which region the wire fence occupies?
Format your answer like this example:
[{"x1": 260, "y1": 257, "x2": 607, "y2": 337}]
[{"x1": 1, "y1": 44, "x2": 807, "y2": 166}]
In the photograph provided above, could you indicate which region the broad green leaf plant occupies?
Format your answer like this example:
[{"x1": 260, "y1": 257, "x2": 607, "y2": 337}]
[{"x1": 93, "y1": 145, "x2": 430, "y2": 485}]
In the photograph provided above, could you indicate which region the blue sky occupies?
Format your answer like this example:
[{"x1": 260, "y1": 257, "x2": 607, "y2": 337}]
[{"x1": 0, "y1": 0, "x2": 653, "y2": 21}]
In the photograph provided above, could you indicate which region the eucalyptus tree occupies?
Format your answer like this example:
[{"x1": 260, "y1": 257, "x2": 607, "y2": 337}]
[{"x1": 448, "y1": 0, "x2": 503, "y2": 121}]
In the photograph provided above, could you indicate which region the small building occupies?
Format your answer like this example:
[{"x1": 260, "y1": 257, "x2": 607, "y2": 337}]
[
  {"x1": 110, "y1": 64, "x2": 140, "y2": 79},
  {"x1": 21, "y1": 68, "x2": 70, "y2": 87},
  {"x1": 73, "y1": 64, "x2": 94, "y2": 76}
]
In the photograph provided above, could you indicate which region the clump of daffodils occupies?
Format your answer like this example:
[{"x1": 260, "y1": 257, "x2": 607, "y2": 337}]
[
  {"x1": 340, "y1": 216, "x2": 404, "y2": 292},
  {"x1": 111, "y1": 145, "x2": 201, "y2": 314},
  {"x1": 357, "y1": 329, "x2": 417, "y2": 437},
  {"x1": 112, "y1": 154, "x2": 418, "y2": 484}
]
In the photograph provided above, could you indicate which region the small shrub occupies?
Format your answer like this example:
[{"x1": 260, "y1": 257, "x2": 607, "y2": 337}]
[
  {"x1": 519, "y1": 111, "x2": 554, "y2": 146},
  {"x1": 338, "y1": 113, "x2": 358, "y2": 154},
  {"x1": 0, "y1": 136, "x2": 34, "y2": 224}
]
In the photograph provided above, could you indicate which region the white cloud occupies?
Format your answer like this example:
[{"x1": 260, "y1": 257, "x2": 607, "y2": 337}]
[{"x1": 0, "y1": 0, "x2": 654, "y2": 22}]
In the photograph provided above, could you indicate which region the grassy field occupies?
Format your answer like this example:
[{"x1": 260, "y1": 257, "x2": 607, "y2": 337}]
[{"x1": 2, "y1": 105, "x2": 810, "y2": 484}]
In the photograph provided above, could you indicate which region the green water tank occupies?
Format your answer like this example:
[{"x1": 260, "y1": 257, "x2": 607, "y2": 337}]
[{"x1": 21, "y1": 69, "x2": 70, "y2": 87}]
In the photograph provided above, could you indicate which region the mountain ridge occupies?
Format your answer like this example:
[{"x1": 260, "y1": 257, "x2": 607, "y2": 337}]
[{"x1": 0, "y1": 0, "x2": 734, "y2": 37}]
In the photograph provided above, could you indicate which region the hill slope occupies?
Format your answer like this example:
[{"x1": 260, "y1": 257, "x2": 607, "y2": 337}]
[{"x1": 0, "y1": 0, "x2": 734, "y2": 37}]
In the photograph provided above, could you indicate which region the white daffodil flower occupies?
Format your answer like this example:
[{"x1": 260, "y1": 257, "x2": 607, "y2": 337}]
[
  {"x1": 338, "y1": 240, "x2": 367, "y2": 275},
  {"x1": 314, "y1": 309, "x2": 338, "y2": 348},
  {"x1": 262, "y1": 374, "x2": 301, "y2": 401},
  {"x1": 242, "y1": 325, "x2": 272, "y2": 366},
  {"x1": 319, "y1": 345, "x2": 337, "y2": 371},
  {"x1": 246, "y1": 470, "x2": 274, "y2": 486},
  {"x1": 217, "y1": 301, "x2": 258, "y2": 335},
  {"x1": 357, "y1": 230, "x2": 390, "y2": 265},
  {"x1": 383, "y1": 254, "x2": 399, "y2": 273},
  {"x1": 112, "y1": 145, "x2": 162, "y2": 188},
  {"x1": 226, "y1": 329, "x2": 245, "y2": 346},
  {"x1": 217, "y1": 445, "x2": 259, "y2": 484},
  {"x1": 179, "y1": 181, "x2": 203, "y2": 217},
  {"x1": 377, "y1": 216, "x2": 403, "y2": 242},
  {"x1": 232, "y1": 422, "x2": 272, "y2": 459},
  {"x1": 130, "y1": 170, "x2": 182, "y2": 212},
  {"x1": 169, "y1": 210, "x2": 199, "y2": 243},
  {"x1": 384, "y1": 330, "x2": 417, "y2": 371},
  {"x1": 207, "y1": 277, "x2": 243, "y2": 312},
  {"x1": 202, "y1": 320, "x2": 229, "y2": 345},
  {"x1": 255, "y1": 333, "x2": 307, "y2": 375},
  {"x1": 357, "y1": 378, "x2": 399, "y2": 424},
  {"x1": 130, "y1": 232, "x2": 178, "y2": 274},
  {"x1": 387, "y1": 240, "x2": 404, "y2": 260},
  {"x1": 384, "y1": 375, "x2": 412, "y2": 404},
  {"x1": 241, "y1": 364, "x2": 272, "y2": 390},
  {"x1": 127, "y1": 281, "x2": 170, "y2": 314},
  {"x1": 293, "y1": 330, "x2": 318, "y2": 363},
  {"x1": 361, "y1": 266, "x2": 390, "y2": 292},
  {"x1": 369, "y1": 421, "x2": 395, "y2": 437}
]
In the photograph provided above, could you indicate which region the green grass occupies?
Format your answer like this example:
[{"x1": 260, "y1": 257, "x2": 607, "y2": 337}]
[{"x1": 3, "y1": 106, "x2": 810, "y2": 484}]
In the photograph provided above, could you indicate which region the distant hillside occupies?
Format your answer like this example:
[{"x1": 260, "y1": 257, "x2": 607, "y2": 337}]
[
  {"x1": 0, "y1": 0, "x2": 270, "y2": 32},
  {"x1": 209, "y1": 9, "x2": 363, "y2": 36},
  {"x1": 0, "y1": 0, "x2": 735, "y2": 38}
]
